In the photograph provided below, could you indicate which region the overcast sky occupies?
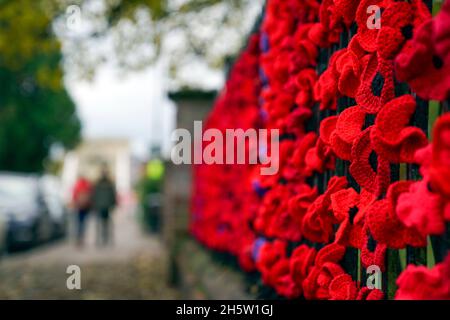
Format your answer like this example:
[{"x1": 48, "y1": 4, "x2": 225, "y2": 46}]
[{"x1": 60, "y1": 1, "x2": 261, "y2": 161}]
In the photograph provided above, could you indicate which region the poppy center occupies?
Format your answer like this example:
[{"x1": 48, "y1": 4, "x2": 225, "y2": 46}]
[
  {"x1": 401, "y1": 25, "x2": 413, "y2": 40},
  {"x1": 432, "y1": 55, "x2": 444, "y2": 70},
  {"x1": 371, "y1": 72, "x2": 385, "y2": 97},
  {"x1": 348, "y1": 206, "x2": 359, "y2": 224},
  {"x1": 367, "y1": 232, "x2": 377, "y2": 253},
  {"x1": 369, "y1": 150, "x2": 378, "y2": 172}
]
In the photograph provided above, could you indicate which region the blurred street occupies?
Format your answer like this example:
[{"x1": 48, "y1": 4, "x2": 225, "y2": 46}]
[{"x1": 0, "y1": 206, "x2": 178, "y2": 299}]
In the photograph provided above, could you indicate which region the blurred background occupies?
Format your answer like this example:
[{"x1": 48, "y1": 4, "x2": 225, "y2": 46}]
[{"x1": 0, "y1": 0, "x2": 263, "y2": 299}]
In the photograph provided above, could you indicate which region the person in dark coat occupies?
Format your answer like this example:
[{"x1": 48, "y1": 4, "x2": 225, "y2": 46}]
[{"x1": 92, "y1": 167, "x2": 117, "y2": 246}]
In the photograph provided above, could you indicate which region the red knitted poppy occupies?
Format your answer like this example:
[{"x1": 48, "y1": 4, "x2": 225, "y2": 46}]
[
  {"x1": 371, "y1": 95, "x2": 429, "y2": 163},
  {"x1": 357, "y1": 287, "x2": 384, "y2": 300},
  {"x1": 395, "y1": 254, "x2": 450, "y2": 300},
  {"x1": 295, "y1": 68, "x2": 318, "y2": 109},
  {"x1": 356, "y1": 54, "x2": 395, "y2": 114},
  {"x1": 395, "y1": 0, "x2": 450, "y2": 100},
  {"x1": 376, "y1": 0, "x2": 431, "y2": 60},
  {"x1": 290, "y1": 244, "x2": 317, "y2": 287},
  {"x1": 328, "y1": 273, "x2": 358, "y2": 300},
  {"x1": 349, "y1": 127, "x2": 391, "y2": 195},
  {"x1": 360, "y1": 224, "x2": 387, "y2": 272},
  {"x1": 331, "y1": 188, "x2": 376, "y2": 248},
  {"x1": 303, "y1": 243, "x2": 346, "y2": 300},
  {"x1": 366, "y1": 181, "x2": 427, "y2": 249},
  {"x1": 302, "y1": 177, "x2": 348, "y2": 243},
  {"x1": 396, "y1": 177, "x2": 448, "y2": 237},
  {"x1": 355, "y1": 0, "x2": 392, "y2": 52},
  {"x1": 430, "y1": 113, "x2": 450, "y2": 199}
]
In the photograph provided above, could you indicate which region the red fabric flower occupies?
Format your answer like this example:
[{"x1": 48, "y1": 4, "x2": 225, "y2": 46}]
[
  {"x1": 256, "y1": 240, "x2": 303, "y2": 298},
  {"x1": 396, "y1": 114, "x2": 450, "y2": 237},
  {"x1": 357, "y1": 287, "x2": 384, "y2": 300},
  {"x1": 360, "y1": 224, "x2": 387, "y2": 271},
  {"x1": 302, "y1": 177, "x2": 348, "y2": 243},
  {"x1": 320, "y1": 105, "x2": 366, "y2": 161},
  {"x1": 395, "y1": 254, "x2": 450, "y2": 300},
  {"x1": 429, "y1": 113, "x2": 450, "y2": 199},
  {"x1": 329, "y1": 273, "x2": 358, "y2": 300},
  {"x1": 356, "y1": 54, "x2": 395, "y2": 114},
  {"x1": 395, "y1": 0, "x2": 450, "y2": 100},
  {"x1": 396, "y1": 177, "x2": 449, "y2": 237},
  {"x1": 355, "y1": 0, "x2": 392, "y2": 53},
  {"x1": 349, "y1": 127, "x2": 391, "y2": 195},
  {"x1": 335, "y1": 48, "x2": 364, "y2": 98},
  {"x1": 376, "y1": 0, "x2": 431, "y2": 60},
  {"x1": 290, "y1": 245, "x2": 317, "y2": 287},
  {"x1": 331, "y1": 188, "x2": 376, "y2": 248},
  {"x1": 302, "y1": 243, "x2": 347, "y2": 300},
  {"x1": 314, "y1": 51, "x2": 341, "y2": 110},
  {"x1": 371, "y1": 95, "x2": 428, "y2": 163},
  {"x1": 295, "y1": 68, "x2": 318, "y2": 109},
  {"x1": 287, "y1": 184, "x2": 318, "y2": 227},
  {"x1": 366, "y1": 181, "x2": 427, "y2": 249}
]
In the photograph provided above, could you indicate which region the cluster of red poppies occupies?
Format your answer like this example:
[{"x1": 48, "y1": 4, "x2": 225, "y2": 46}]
[{"x1": 191, "y1": 0, "x2": 450, "y2": 299}]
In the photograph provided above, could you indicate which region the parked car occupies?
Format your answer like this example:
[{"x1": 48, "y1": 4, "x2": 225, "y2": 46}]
[
  {"x1": 0, "y1": 214, "x2": 7, "y2": 256},
  {"x1": 0, "y1": 172, "x2": 53, "y2": 251},
  {"x1": 39, "y1": 175, "x2": 68, "y2": 239}
]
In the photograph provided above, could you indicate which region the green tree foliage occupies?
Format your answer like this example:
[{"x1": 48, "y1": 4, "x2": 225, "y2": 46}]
[
  {"x1": 0, "y1": 0, "x2": 81, "y2": 172},
  {"x1": 54, "y1": 0, "x2": 263, "y2": 86}
]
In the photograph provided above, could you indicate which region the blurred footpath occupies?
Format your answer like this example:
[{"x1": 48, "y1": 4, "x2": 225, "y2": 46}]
[{"x1": 0, "y1": 204, "x2": 178, "y2": 299}]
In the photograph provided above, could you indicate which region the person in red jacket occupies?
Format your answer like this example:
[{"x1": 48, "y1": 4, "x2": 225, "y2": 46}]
[{"x1": 72, "y1": 175, "x2": 92, "y2": 247}]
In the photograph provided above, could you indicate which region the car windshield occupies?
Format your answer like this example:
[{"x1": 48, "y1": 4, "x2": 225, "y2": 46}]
[{"x1": 0, "y1": 176, "x2": 36, "y2": 203}]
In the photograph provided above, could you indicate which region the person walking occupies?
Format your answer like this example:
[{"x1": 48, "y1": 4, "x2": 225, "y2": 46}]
[
  {"x1": 92, "y1": 167, "x2": 117, "y2": 246},
  {"x1": 72, "y1": 175, "x2": 92, "y2": 248}
]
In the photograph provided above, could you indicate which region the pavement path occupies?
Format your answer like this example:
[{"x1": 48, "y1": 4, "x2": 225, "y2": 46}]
[{"x1": 0, "y1": 206, "x2": 179, "y2": 299}]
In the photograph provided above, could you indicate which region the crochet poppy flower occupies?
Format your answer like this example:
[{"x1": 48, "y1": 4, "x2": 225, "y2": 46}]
[
  {"x1": 256, "y1": 240, "x2": 287, "y2": 278},
  {"x1": 349, "y1": 127, "x2": 391, "y2": 195},
  {"x1": 331, "y1": 188, "x2": 376, "y2": 248},
  {"x1": 290, "y1": 244, "x2": 317, "y2": 287},
  {"x1": 395, "y1": 0, "x2": 450, "y2": 100},
  {"x1": 295, "y1": 68, "x2": 318, "y2": 109},
  {"x1": 314, "y1": 50, "x2": 342, "y2": 111},
  {"x1": 396, "y1": 114, "x2": 450, "y2": 237},
  {"x1": 256, "y1": 240, "x2": 302, "y2": 298},
  {"x1": 255, "y1": 183, "x2": 302, "y2": 241},
  {"x1": 395, "y1": 254, "x2": 450, "y2": 300},
  {"x1": 429, "y1": 113, "x2": 450, "y2": 198},
  {"x1": 307, "y1": 0, "x2": 344, "y2": 48},
  {"x1": 328, "y1": 273, "x2": 358, "y2": 300},
  {"x1": 335, "y1": 48, "x2": 364, "y2": 98},
  {"x1": 357, "y1": 287, "x2": 384, "y2": 300},
  {"x1": 293, "y1": 24, "x2": 319, "y2": 68},
  {"x1": 396, "y1": 177, "x2": 449, "y2": 237},
  {"x1": 366, "y1": 181, "x2": 427, "y2": 249},
  {"x1": 304, "y1": 138, "x2": 336, "y2": 175},
  {"x1": 356, "y1": 54, "x2": 395, "y2": 114},
  {"x1": 360, "y1": 224, "x2": 387, "y2": 271},
  {"x1": 302, "y1": 177, "x2": 348, "y2": 243},
  {"x1": 287, "y1": 184, "x2": 318, "y2": 226},
  {"x1": 376, "y1": 0, "x2": 431, "y2": 60},
  {"x1": 284, "y1": 107, "x2": 313, "y2": 136},
  {"x1": 285, "y1": 132, "x2": 318, "y2": 178},
  {"x1": 302, "y1": 243, "x2": 347, "y2": 299},
  {"x1": 334, "y1": 0, "x2": 360, "y2": 27},
  {"x1": 320, "y1": 105, "x2": 366, "y2": 160},
  {"x1": 268, "y1": 258, "x2": 303, "y2": 298},
  {"x1": 371, "y1": 95, "x2": 428, "y2": 163},
  {"x1": 355, "y1": 0, "x2": 392, "y2": 52}
]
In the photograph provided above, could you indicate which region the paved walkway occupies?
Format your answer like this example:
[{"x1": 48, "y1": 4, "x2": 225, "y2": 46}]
[{"x1": 0, "y1": 206, "x2": 179, "y2": 299}]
